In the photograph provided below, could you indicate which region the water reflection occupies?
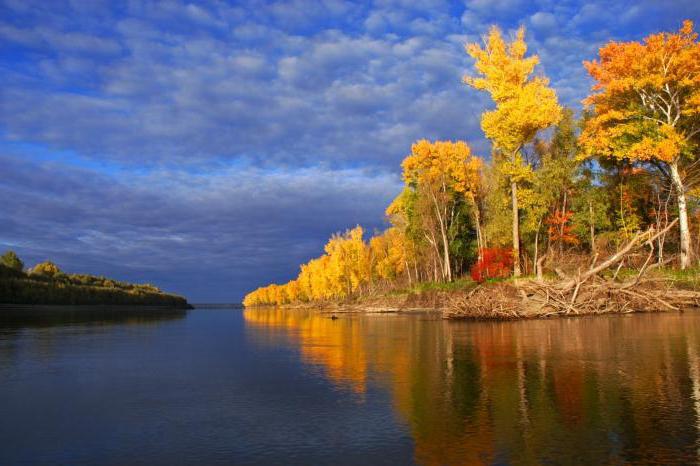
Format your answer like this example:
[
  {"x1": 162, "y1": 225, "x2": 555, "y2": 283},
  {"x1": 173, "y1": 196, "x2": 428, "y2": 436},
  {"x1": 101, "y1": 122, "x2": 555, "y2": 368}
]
[
  {"x1": 0, "y1": 306, "x2": 187, "y2": 330},
  {"x1": 0, "y1": 308, "x2": 188, "y2": 374},
  {"x1": 244, "y1": 308, "x2": 700, "y2": 465}
]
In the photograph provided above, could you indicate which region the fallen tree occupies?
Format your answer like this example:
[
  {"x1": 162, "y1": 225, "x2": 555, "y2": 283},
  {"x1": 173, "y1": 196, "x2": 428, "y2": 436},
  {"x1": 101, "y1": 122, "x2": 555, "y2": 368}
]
[{"x1": 446, "y1": 219, "x2": 700, "y2": 320}]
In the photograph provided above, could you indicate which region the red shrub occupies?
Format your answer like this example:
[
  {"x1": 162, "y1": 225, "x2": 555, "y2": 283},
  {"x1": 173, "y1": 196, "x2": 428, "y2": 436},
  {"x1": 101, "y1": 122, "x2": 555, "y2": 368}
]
[{"x1": 470, "y1": 248, "x2": 513, "y2": 283}]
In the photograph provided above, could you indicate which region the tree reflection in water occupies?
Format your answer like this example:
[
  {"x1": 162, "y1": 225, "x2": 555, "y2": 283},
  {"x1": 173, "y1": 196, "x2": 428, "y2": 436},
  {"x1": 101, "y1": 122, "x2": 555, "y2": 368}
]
[{"x1": 244, "y1": 308, "x2": 700, "y2": 465}]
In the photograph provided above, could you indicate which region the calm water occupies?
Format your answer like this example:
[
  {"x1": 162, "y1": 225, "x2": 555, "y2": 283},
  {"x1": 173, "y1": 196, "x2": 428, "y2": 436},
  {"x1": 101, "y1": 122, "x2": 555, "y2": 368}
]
[{"x1": 1, "y1": 307, "x2": 700, "y2": 465}]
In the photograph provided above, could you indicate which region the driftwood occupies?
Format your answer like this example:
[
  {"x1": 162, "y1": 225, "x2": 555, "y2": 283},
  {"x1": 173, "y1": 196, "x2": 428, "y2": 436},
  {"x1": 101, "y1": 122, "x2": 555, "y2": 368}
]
[{"x1": 447, "y1": 219, "x2": 700, "y2": 320}]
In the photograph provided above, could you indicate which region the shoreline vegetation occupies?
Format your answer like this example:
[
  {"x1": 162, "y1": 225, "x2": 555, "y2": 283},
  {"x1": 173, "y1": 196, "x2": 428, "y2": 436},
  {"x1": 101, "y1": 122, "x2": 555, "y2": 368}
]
[
  {"x1": 0, "y1": 252, "x2": 192, "y2": 310},
  {"x1": 244, "y1": 22, "x2": 700, "y2": 320},
  {"x1": 255, "y1": 259, "x2": 700, "y2": 320}
]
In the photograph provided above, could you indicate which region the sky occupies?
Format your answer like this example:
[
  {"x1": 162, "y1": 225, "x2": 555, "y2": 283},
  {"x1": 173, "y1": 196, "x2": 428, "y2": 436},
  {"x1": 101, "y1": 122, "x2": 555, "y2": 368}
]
[{"x1": 0, "y1": 0, "x2": 698, "y2": 302}]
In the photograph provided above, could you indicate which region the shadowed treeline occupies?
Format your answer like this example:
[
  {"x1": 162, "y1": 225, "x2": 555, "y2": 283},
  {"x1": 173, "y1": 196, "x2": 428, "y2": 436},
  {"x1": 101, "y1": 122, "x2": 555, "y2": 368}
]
[
  {"x1": 243, "y1": 309, "x2": 700, "y2": 465},
  {"x1": 0, "y1": 258, "x2": 191, "y2": 309}
]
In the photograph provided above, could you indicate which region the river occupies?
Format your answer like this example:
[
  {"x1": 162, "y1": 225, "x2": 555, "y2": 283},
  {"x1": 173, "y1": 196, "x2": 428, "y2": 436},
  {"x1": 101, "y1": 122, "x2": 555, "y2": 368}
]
[{"x1": 1, "y1": 307, "x2": 699, "y2": 465}]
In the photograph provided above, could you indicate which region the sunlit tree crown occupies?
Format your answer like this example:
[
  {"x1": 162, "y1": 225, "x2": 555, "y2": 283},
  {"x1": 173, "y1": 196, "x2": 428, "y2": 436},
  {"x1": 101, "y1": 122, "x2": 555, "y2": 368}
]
[
  {"x1": 464, "y1": 26, "x2": 562, "y2": 154},
  {"x1": 580, "y1": 20, "x2": 700, "y2": 163}
]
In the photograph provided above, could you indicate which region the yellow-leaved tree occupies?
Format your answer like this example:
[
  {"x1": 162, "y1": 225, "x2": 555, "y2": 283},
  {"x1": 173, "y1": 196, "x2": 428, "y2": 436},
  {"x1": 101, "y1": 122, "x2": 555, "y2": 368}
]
[
  {"x1": 464, "y1": 26, "x2": 562, "y2": 275},
  {"x1": 580, "y1": 20, "x2": 700, "y2": 269},
  {"x1": 324, "y1": 226, "x2": 371, "y2": 297},
  {"x1": 369, "y1": 227, "x2": 408, "y2": 284},
  {"x1": 401, "y1": 140, "x2": 482, "y2": 281}
]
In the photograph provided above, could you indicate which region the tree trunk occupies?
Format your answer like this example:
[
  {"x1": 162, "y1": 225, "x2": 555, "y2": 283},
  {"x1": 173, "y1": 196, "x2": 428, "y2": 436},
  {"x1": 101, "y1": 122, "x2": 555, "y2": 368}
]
[
  {"x1": 441, "y1": 226, "x2": 452, "y2": 282},
  {"x1": 472, "y1": 200, "x2": 484, "y2": 262},
  {"x1": 588, "y1": 200, "x2": 595, "y2": 255},
  {"x1": 669, "y1": 161, "x2": 691, "y2": 269},
  {"x1": 559, "y1": 191, "x2": 567, "y2": 258},
  {"x1": 533, "y1": 216, "x2": 543, "y2": 275},
  {"x1": 430, "y1": 190, "x2": 452, "y2": 282},
  {"x1": 425, "y1": 231, "x2": 444, "y2": 280},
  {"x1": 511, "y1": 180, "x2": 521, "y2": 276},
  {"x1": 656, "y1": 190, "x2": 670, "y2": 265}
]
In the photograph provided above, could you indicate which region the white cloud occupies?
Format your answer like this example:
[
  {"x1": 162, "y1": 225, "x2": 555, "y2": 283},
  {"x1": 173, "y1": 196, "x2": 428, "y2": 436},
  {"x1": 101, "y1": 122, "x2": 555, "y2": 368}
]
[{"x1": 529, "y1": 11, "x2": 557, "y2": 31}]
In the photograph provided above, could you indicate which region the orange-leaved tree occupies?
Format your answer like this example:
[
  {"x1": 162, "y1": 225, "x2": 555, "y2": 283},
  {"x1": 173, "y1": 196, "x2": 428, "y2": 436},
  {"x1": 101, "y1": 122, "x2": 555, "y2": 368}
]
[
  {"x1": 464, "y1": 26, "x2": 562, "y2": 276},
  {"x1": 580, "y1": 20, "x2": 700, "y2": 269}
]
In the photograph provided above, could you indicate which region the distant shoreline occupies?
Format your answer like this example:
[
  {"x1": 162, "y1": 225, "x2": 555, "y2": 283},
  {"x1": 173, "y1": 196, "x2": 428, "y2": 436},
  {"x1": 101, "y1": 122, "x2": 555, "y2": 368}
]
[
  {"x1": 0, "y1": 303, "x2": 192, "y2": 312},
  {"x1": 0, "y1": 259, "x2": 193, "y2": 310}
]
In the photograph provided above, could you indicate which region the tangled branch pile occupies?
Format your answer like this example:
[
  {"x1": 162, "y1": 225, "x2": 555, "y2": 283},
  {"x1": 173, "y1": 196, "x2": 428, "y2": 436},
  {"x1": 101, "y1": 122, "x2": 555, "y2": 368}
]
[{"x1": 446, "y1": 219, "x2": 700, "y2": 320}]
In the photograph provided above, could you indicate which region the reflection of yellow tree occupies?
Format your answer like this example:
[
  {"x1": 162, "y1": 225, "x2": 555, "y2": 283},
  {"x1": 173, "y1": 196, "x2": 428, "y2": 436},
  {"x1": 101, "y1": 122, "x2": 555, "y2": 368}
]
[
  {"x1": 244, "y1": 309, "x2": 700, "y2": 465},
  {"x1": 244, "y1": 308, "x2": 368, "y2": 393}
]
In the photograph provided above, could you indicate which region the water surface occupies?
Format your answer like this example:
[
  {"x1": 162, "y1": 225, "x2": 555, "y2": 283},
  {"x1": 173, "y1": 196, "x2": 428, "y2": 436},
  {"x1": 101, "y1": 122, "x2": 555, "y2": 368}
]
[{"x1": 1, "y1": 307, "x2": 699, "y2": 465}]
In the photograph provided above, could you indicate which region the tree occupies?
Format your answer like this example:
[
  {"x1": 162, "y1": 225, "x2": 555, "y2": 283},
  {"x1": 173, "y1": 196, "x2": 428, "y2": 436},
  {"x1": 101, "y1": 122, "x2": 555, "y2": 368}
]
[
  {"x1": 386, "y1": 189, "x2": 424, "y2": 283},
  {"x1": 571, "y1": 169, "x2": 612, "y2": 254},
  {"x1": 325, "y1": 226, "x2": 370, "y2": 296},
  {"x1": 369, "y1": 227, "x2": 408, "y2": 284},
  {"x1": 528, "y1": 108, "x2": 580, "y2": 262},
  {"x1": 1, "y1": 250, "x2": 24, "y2": 272},
  {"x1": 401, "y1": 140, "x2": 482, "y2": 281},
  {"x1": 30, "y1": 261, "x2": 61, "y2": 276},
  {"x1": 465, "y1": 25, "x2": 562, "y2": 276},
  {"x1": 580, "y1": 20, "x2": 700, "y2": 268}
]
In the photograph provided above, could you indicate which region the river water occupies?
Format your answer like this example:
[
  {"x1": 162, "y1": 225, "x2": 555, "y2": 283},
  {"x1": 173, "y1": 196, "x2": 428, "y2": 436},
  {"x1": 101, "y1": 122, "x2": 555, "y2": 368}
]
[{"x1": 1, "y1": 307, "x2": 699, "y2": 465}]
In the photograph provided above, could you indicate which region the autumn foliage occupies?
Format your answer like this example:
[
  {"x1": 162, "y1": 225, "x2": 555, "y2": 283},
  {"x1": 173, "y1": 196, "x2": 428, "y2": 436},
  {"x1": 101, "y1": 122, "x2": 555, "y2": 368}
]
[
  {"x1": 244, "y1": 20, "x2": 700, "y2": 307},
  {"x1": 243, "y1": 225, "x2": 412, "y2": 306},
  {"x1": 470, "y1": 248, "x2": 513, "y2": 283},
  {"x1": 580, "y1": 20, "x2": 700, "y2": 268},
  {"x1": 546, "y1": 210, "x2": 579, "y2": 246},
  {"x1": 464, "y1": 25, "x2": 561, "y2": 276},
  {"x1": 580, "y1": 20, "x2": 700, "y2": 163}
]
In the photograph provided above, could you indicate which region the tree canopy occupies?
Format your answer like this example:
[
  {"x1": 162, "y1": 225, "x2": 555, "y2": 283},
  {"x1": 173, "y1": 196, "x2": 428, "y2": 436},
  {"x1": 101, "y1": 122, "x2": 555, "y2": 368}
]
[
  {"x1": 0, "y1": 250, "x2": 24, "y2": 272},
  {"x1": 244, "y1": 21, "x2": 700, "y2": 306}
]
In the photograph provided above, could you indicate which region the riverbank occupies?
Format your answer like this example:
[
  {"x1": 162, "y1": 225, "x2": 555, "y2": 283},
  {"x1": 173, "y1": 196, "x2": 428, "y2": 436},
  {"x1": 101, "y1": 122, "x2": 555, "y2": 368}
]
[
  {"x1": 271, "y1": 279, "x2": 471, "y2": 314},
  {"x1": 248, "y1": 225, "x2": 700, "y2": 319},
  {"x1": 250, "y1": 267, "x2": 700, "y2": 320},
  {"x1": 0, "y1": 264, "x2": 192, "y2": 309},
  {"x1": 444, "y1": 279, "x2": 700, "y2": 320}
]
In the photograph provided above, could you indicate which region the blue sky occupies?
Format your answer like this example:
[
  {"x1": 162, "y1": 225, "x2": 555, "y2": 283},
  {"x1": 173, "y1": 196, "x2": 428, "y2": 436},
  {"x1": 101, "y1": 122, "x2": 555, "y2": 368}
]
[{"x1": 1, "y1": 0, "x2": 698, "y2": 302}]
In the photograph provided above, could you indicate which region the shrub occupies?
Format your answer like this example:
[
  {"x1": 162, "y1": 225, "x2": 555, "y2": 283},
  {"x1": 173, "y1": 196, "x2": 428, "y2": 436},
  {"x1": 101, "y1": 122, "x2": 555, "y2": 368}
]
[{"x1": 470, "y1": 248, "x2": 513, "y2": 283}]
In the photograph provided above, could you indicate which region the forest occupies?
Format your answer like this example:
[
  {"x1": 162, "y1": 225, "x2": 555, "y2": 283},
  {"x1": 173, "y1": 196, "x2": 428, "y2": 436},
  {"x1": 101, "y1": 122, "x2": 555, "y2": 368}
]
[
  {"x1": 244, "y1": 21, "x2": 700, "y2": 315},
  {"x1": 0, "y1": 250, "x2": 191, "y2": 308}
]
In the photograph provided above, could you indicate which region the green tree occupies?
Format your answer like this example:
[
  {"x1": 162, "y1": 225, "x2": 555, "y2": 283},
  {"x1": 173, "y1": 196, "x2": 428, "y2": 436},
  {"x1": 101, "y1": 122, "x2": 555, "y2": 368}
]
[
  {"x1": 571, "y1": 168, "x2": 612, "y2": 254},
  {"x1": 1, "y1": 250, "x2": 24, "y2": 272},
  {"x1": 528, "y1": 108, "x2": 580, "y2": 261}
]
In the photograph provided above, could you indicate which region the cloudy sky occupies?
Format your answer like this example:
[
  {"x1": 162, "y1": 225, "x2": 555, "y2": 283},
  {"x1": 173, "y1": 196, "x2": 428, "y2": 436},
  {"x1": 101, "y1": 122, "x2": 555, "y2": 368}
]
[{"x1": 0, "y1": 0, "x2": 697, "y2": 302}]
